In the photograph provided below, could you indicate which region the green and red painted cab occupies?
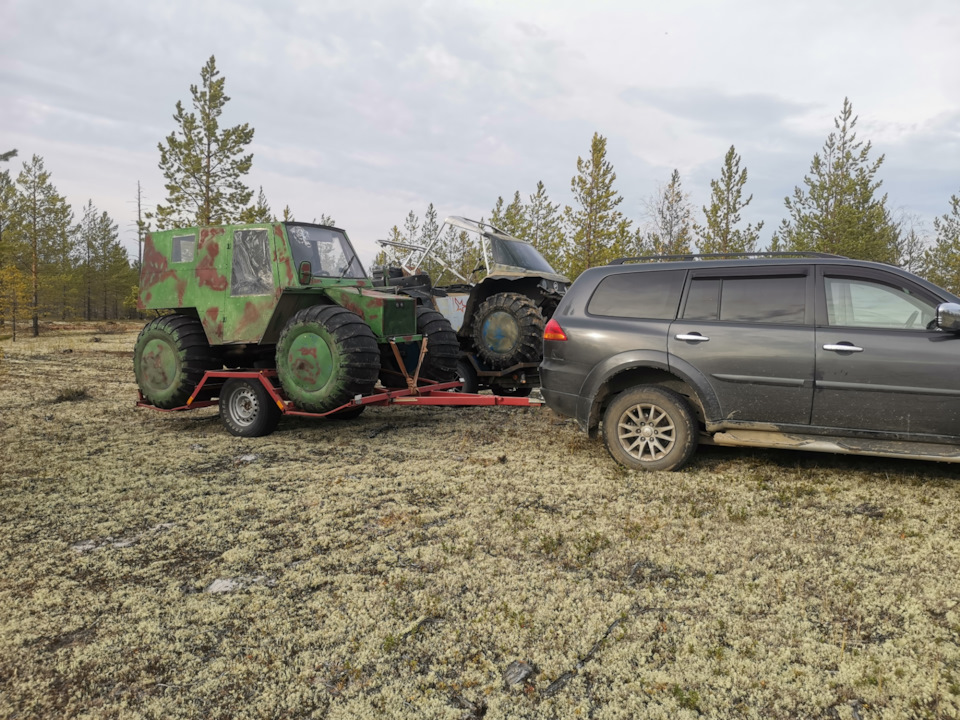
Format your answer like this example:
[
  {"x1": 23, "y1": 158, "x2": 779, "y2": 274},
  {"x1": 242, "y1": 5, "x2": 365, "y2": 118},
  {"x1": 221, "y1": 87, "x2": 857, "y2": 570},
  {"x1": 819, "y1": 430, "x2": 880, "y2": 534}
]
[{"x1": 134, "y1": 222, "x2": 459, "y2": 418}]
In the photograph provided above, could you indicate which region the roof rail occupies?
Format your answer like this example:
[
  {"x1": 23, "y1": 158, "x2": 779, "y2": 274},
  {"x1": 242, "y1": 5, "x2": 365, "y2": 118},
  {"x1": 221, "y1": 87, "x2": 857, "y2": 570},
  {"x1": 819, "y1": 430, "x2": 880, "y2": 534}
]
[{"x1": 609, "y1": 251, "x2": 846, "y2": 265}]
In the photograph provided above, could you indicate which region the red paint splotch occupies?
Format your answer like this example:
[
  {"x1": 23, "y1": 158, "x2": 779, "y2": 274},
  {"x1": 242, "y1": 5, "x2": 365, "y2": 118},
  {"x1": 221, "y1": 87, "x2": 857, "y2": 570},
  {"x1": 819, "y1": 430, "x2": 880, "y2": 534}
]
[
  {"x1": 234, "y1": 300, "x2": 269, "y2": 341},
  {"x1": 299, "y1": 346, "x2": 318, "y2": 359},
  {"x1": 273, "y1": 224, "x2": 295, "y2": 285},
  {"x1": 195, "y1": 238, "x2": 228, "y2": 291},
  {"x1": 203, "y1": 307, "x2": 224, "y2": 340},
  {"x1": 140, "y1": 234, "x2": 186, "y2": 306}
]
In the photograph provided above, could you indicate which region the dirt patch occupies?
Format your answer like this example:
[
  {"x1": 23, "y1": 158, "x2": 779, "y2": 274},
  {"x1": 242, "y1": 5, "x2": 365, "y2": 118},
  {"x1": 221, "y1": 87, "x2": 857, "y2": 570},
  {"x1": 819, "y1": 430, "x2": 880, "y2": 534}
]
[{"x1": 1, "y1": 323, "x2": 959, "y2": 719}]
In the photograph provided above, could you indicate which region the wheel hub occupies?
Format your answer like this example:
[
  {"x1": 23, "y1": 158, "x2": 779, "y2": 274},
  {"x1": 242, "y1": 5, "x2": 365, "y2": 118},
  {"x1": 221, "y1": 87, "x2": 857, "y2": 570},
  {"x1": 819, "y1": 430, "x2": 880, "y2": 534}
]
[
  {"x1": 618, "y1": 403, "x2": 676, "y2": 462},
  {"x1": 230, "y1": 387, "x2": 259, "y2": 426}
]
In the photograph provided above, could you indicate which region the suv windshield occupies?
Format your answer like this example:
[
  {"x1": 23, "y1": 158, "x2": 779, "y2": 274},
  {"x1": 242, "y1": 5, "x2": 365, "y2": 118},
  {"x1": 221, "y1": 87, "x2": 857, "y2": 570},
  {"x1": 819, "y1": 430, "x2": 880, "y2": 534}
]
[
  {"x1": 287, "y1": 224, "x2": 366, "y2": 279},
  {"x1": 488, "y1": 235, "x2": 558, "y2": 274}
]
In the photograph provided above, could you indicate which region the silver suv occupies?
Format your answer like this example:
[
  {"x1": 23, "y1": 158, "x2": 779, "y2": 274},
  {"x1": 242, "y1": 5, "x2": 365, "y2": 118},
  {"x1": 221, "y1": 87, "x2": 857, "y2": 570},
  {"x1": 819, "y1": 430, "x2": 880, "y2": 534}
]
[{"x1": 540, "y1": 253, "x2": 960, "y2": 470}]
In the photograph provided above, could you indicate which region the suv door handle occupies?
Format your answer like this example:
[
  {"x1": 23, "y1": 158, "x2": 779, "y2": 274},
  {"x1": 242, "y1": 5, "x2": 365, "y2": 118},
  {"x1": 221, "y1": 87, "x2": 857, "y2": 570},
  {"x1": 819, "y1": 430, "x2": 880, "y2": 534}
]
[
  {"x1": 823, "y1": 343, "x2": 864, "y2": 353},
  {"x1": 675, "y1": 333, "x2": 709, "y2": 342}
]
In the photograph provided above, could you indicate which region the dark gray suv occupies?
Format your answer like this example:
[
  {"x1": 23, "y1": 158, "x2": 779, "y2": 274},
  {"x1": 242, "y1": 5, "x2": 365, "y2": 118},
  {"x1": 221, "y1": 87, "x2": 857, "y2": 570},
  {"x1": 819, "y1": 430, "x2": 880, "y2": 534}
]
[{"x1": 540, "y1": 253, "x2": 960, "y2": 470}]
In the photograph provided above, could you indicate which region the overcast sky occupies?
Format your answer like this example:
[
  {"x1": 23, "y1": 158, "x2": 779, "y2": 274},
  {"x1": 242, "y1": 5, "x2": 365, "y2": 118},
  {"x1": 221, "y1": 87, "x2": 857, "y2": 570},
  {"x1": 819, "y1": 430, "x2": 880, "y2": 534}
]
[{"x1": 3, "y1": 0, "x2": 960, "y2": 264}]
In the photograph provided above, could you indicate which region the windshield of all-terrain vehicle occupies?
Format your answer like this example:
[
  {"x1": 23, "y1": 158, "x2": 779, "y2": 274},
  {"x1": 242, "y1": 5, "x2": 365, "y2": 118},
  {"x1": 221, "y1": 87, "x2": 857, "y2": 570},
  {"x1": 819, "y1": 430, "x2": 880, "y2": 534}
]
[
  {"x1": 488, "y1": 235, "x2": 557, "y2": 273},
  {"x1": 286, "y1": 224, "x2": 366, "y2": 279}
]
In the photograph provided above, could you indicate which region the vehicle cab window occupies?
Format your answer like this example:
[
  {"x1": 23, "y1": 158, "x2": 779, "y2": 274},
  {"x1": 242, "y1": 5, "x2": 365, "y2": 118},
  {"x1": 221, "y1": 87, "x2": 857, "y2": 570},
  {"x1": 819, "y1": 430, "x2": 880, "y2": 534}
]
[{"x1": 823, "y1": 276, "x2": 937, "y2": 329}]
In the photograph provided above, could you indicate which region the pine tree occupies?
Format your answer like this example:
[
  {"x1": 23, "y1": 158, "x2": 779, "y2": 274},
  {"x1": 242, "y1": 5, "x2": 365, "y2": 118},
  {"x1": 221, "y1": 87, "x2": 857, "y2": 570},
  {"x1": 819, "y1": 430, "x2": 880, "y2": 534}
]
[
  {"x1": 643, "y1": 169, "x2": 693, "y2": 255},
  {"x1": 921, "y1": 193, "x2": 960, "y2": 293},
  {"x1": 893, "y1": 213, "x2": 927, "y2": 274},
  {"x1": 77, "y1": 201, "x2": 129, "y2": 319},
  {"x1": 372, "y1": 225, "x2": 404, "y2": 270},
  {"x1": 239, "y1": 186, "x2": 273, "y2": 223},
  {"x1": 489, "y1": 197, "x2": 506, "y2": 229},
  {"x1": 156, "y1": 55, "x2": 255, "y2": 228},
  {"x1": 562, "y1": 132, "x2": 631, "y2": 279},
  {"x1": 417, "y1": 203, "x2": 444, "y2": 279},
  {"x1": 695, "y1": 146, "x2": 763, "y2": 254},
  {"x1": 525, "y1": 181, "x2": 565, "y2": 270},
  {"x1": 773, "y1": 98, "x2": 899, "y2": 262},
  {"x1": 500, "y1": 191, "x2": 531, "y2": 239},
  {"x1": 15, "y1": 155, "x2": 73, "y2": 336}
]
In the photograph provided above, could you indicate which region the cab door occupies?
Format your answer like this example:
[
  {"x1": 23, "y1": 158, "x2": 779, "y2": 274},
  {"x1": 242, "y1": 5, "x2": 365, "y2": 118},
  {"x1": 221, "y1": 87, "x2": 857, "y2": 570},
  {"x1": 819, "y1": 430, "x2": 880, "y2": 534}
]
[
  {"x1": 223, "y1": 227, "x2": 279, "y2": 344},
  {"x1": 812, "y1": 266, "x2": 960, "y2": 438}
]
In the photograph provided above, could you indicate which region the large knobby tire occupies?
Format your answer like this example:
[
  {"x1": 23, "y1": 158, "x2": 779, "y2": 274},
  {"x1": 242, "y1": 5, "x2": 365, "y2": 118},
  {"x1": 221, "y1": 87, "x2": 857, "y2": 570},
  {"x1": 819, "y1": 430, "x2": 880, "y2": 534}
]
[
  {"x1": 276, "y1": 305, "x2": 380, "y2": 413},
  {"x1": 602, "y1": 386, "x2": 698, "y2": 471},
  {"x1": 133, "y1": 314, "x2": 221, "y2": 409},
  {"x1": 472, "y1": 293, "x2": 545, "y2": 369},
  {"x1": 380, "y1": 306, "x2": 460, "y2": 387},
  {"x1": 219, "y1": 378, "x2": 282, "y2": 437}
]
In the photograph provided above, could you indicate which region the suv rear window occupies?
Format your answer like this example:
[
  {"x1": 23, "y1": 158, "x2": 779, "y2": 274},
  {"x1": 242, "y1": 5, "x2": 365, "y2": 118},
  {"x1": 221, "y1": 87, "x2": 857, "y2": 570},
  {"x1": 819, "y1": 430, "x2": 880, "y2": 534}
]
[
  {"x1": 683, "y1": 275, "x2": 806, "y2": 324},
  {"x1": 587, "y1": 270, "x2": 685, "y2": 319}
]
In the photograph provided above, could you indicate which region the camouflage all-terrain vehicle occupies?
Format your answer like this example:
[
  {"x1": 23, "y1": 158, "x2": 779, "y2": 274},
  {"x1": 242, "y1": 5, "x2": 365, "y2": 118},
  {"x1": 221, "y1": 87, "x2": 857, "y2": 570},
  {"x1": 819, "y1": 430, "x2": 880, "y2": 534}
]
[
  {"x1": 375, "y1": 217, "x2": 569, "y2": 395},
  {"x1": 134, "y1": 222, "x2": 459, "y2": 432}
]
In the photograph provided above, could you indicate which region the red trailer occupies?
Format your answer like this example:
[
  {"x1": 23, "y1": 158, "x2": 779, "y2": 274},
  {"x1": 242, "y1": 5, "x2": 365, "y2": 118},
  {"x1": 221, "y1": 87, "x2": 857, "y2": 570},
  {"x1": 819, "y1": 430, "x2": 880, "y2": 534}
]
[{"x1": 137, "y1": 369, "x2": 541, "y2": 437}]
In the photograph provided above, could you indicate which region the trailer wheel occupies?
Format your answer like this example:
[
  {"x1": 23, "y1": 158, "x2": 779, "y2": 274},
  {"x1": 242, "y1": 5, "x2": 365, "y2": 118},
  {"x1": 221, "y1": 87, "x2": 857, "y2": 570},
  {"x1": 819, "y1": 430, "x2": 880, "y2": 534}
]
[
  {"x1": 472, "y1": 293, "x2": 545, "y2": 369},
  {"x1": 380, "y1": 306, "x2": 459, "y2": 387},
  {"x1": 276, "y1": 305, "x2": 380, "y2": 413},
  {"x1": 133, "y1": 314, "x2": 221, "y2": 409},
  {"x1": 220, "y1": 378, "x2": 282, "y2": 437},
  {"x1": 455, "y1": 358, "x2": 479, "y2": 394}
]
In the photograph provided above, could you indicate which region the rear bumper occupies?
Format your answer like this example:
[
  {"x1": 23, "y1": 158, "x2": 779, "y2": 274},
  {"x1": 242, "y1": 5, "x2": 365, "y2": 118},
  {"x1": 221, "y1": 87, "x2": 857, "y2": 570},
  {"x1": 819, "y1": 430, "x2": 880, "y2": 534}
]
[{"x1": 540, "y1": 363, "x2": 582, "y2": 423}]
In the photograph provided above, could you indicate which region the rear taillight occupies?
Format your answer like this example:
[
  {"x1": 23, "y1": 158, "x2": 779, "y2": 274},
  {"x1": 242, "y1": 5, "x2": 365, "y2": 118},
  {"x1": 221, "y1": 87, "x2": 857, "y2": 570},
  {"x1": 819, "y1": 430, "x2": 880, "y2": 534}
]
[{"x1": 543, "y1": 318, "x2": 568, "y2": 341}]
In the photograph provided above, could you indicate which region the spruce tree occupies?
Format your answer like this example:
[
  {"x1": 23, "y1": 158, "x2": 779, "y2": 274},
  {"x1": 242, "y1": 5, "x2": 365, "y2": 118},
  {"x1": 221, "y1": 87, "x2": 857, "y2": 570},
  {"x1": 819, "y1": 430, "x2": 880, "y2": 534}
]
[
  {"x1": 695, "y1": 146, "x2": 763, "y2": 254},
  {"x1": 773, "y1": 98, "x2": 899, "y2": 262},
  {"x1": 562, "y1": 133, "x2": 631, "y2": 279},
  {"x1": 156, "y1": 55, "x2": 255, "y2": 228}
]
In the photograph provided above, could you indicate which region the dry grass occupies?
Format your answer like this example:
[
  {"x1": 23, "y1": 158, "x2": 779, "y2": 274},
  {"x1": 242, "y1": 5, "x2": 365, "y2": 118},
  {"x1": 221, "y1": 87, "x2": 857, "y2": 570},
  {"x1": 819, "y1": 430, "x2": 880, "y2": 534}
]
[{"x1": 1, "y1": 322, "x2": 959, "y2": 719}]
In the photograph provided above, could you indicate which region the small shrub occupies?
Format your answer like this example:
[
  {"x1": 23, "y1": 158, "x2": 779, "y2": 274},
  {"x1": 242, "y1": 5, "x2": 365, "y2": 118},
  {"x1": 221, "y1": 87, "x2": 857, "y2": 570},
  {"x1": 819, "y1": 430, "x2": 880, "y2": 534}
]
[{"x1": 53, "y1": 387, "x2": 91, "y2": 403}]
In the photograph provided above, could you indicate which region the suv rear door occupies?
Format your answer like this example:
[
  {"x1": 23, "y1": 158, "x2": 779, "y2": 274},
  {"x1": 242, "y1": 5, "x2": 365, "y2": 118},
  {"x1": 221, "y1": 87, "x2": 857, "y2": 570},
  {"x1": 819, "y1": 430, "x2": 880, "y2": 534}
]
[
  {"x1": 812, "y1": 265, "x2": 960, "y2": 438},
  {"x1": 669, "y1": 266, "x2": 815, "y2": 426}
]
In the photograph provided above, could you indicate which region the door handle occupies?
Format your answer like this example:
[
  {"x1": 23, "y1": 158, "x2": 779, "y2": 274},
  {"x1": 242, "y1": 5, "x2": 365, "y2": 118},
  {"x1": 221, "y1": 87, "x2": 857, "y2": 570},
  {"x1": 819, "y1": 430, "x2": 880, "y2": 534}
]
[
  {"x1": 823, "y1": 343, "x2": 863, "y2": 353},
  {"x1": 675, "y1": 333, "x2": 709, "y2": 342}
]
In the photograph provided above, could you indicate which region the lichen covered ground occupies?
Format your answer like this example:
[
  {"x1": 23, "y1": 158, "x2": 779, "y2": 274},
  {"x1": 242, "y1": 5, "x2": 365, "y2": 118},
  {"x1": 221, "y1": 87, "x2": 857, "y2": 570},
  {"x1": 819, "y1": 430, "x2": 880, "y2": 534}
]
[{"x1": 1, "y1": 323, "x2": 958, "y2": 719}]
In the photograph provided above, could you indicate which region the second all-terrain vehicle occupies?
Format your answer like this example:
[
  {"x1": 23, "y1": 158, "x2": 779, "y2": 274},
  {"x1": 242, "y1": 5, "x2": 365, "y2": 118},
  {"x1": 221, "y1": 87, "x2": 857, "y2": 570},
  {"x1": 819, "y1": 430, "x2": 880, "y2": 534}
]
[
  {"x1": 374, "y1": 216, "x2": 569, "y2": 395},
  {"x1": 133, "y1": 221, "x2": 460, "y2": 433}
]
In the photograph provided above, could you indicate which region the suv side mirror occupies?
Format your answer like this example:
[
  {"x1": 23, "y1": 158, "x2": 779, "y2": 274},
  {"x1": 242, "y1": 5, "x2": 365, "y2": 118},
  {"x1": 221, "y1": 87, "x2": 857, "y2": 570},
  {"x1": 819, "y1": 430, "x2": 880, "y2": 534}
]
[
  {"x1": 298, "y1": 261, "x2": 312, "y2": 285},
  {"x1": 937, "y1": 302, "x2": 960, "y2": 332}
]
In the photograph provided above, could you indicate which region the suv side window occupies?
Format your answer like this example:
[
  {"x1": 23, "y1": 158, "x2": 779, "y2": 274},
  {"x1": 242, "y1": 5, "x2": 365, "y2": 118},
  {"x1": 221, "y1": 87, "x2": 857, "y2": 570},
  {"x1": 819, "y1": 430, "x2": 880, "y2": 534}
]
[
  {"x1": 824, "y1": 276, "x2": 937, "y2": 329},
  {"x1": 683, "y1": 274, "x2": 806, "y2": 324},
  {"x1": 587, "y1": 269, "x2": 685, "y2": 319}
]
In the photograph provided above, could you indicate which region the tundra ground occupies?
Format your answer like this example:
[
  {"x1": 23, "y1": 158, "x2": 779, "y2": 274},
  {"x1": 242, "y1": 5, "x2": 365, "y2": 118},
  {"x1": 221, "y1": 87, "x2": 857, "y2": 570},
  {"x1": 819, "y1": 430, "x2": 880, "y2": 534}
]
[{"x1": 1, "y1": 323, "x2": 958, "y2": 719}]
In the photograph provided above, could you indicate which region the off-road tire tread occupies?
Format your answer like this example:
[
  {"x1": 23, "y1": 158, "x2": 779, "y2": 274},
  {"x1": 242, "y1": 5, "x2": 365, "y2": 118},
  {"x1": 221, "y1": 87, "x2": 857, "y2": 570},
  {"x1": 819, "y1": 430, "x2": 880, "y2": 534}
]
[
  {"x1": 416, "y1": 306, "x2": 459, "y2": 381},
  {"x1": 276, "y1": 305, "x2": 379, "y2": 413},
  {"x1": 472, "y1": 292, "x2": 545, "y2": 369},
  {"x1": 134, "y1": 314, "x2": 221, "y2": 409}
]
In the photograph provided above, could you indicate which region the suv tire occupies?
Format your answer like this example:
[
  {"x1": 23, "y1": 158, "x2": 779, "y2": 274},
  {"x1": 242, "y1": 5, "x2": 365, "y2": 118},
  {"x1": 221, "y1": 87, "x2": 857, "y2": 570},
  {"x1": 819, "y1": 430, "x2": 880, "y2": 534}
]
[{"x1": 602, "y1": 386, "x2": 698, "y2": 471}]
